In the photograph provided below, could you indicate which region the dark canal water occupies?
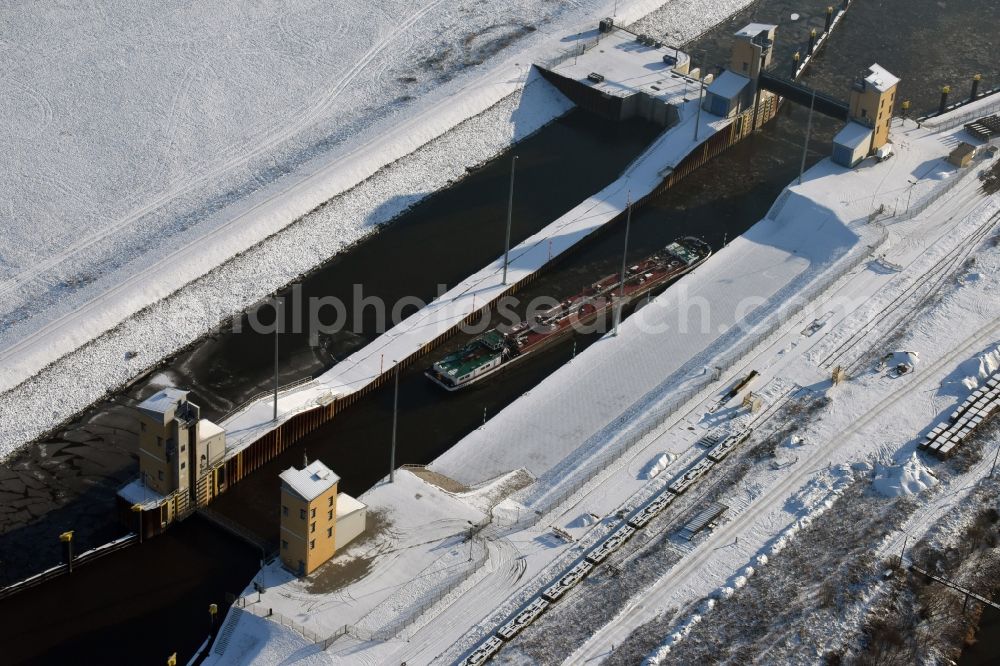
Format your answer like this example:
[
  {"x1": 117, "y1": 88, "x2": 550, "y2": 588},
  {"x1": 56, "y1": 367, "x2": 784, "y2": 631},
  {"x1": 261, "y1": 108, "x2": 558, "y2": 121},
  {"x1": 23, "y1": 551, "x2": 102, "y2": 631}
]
[
  {"x1": 0, "y1": 516, "x2": 260, "y2": 666},
  {"x1": 2, "y1": 0, "x2": 999, "y2": 662},
  {"x1": 962, "y1": 605, "x2": 1000, "y2": 665}
]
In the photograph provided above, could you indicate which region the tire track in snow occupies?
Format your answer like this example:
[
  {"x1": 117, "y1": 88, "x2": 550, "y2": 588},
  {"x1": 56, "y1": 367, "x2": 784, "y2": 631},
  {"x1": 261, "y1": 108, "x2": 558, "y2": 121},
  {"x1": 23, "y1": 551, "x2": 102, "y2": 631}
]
[
  {"x1": 0, "y1": 0, "x2": 450, "y2": 385},
  {"x1": 0, "y1": 0, "x2": 447, "y2": 305},
  {"x1": 390, "y1": 533, "x2": 525, "y2": 663}
]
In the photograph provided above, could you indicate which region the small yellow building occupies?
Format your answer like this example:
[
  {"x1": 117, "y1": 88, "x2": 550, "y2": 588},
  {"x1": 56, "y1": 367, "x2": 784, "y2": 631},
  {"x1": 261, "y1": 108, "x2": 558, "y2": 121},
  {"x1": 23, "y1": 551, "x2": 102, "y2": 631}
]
[
  {"x1": 848, "y1": 63, "x2": 899, "y2": 152},
  {"x1": 729, "y1": 23, "x2": 776, "y2": 80},
  {"x1": 703, "y1": 23, "x2": 776, "y2": 120},
  {"x1": 133, "y1": 388, "x2": 227, "y2": 525},
  {"x1": 948, "y1": 142, "x2": 976, "y2": 168},
  {"x1": 279, "y1": 459, "x2": 366, "y2": 576}
]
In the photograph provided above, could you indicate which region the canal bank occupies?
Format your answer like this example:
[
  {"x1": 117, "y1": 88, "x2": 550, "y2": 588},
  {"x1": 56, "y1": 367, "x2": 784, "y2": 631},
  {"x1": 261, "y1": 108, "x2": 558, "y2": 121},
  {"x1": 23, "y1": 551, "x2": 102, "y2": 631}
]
[{"x1": 0, "y1": 0, "x2": 857, "y2": 588}]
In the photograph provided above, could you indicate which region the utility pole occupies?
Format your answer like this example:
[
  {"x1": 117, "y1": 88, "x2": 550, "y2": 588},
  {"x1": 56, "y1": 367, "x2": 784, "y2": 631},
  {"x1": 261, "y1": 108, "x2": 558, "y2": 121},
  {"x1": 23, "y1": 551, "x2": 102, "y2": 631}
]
[
  {"x1": 390, "y1": 363, "x2": 399, "y2": 483},
  {"x1": 613, "y1": 194, "x2": 632, "y2": 337},
  {"x1": 693, "y1": 52, "x2": 706, "y2": 142},
  {"x1": 798, "y1": 89, "x2": 816, "y2": 185},
  {"x1": 273, "y1": 301, "x2": 280, "y2": 421},
  {"x1": 503, "y1": 155, "x2": 518, "y2": 285},
  {"x1": 898, "y1": 534, "x2": 909, "y2": 569},
  {"x1": 990, "y1": 443, "x2": 1000, "y2": 478}
]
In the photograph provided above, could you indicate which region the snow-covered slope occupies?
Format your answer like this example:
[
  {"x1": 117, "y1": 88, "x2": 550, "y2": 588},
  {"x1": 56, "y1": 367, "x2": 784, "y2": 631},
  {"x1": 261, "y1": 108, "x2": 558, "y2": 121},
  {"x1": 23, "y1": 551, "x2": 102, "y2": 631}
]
[
  {"x1": 0, "y1": 0, "x2": 588, "y2": 393},
  {"x1": 0, "y1": 0, "x2": 754, "y2": 458},
  {"x1": 0, "y1": 0, "x2": 748, "y2": 454}
]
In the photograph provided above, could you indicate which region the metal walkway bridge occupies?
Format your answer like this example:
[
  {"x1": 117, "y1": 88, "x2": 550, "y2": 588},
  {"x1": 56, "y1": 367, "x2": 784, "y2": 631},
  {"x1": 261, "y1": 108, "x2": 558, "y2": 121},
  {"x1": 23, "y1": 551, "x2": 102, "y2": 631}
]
[{"x1": 758, "y1": 71, "x2": 850, "y2": 120}]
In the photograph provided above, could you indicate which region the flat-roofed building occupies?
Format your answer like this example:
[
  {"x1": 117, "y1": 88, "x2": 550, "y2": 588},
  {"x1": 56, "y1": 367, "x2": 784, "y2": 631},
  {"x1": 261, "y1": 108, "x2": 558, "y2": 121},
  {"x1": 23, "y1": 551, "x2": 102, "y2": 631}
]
[
  {"x1": 136, "y1": 388, "x2": 199, "y2": 498},
  {"x1": 832, "y1": 121, "x2": 875, "y2": 167},
  {"x1": 128, "y1": 388, "x2": 227, "y2": 529},
  {"x1": 729, "y1": 23, "x2": 777, "y2": 80},
  {"x1": 848, "y1": 63, "x2": 899, "y2": 152},
  {"x1": 279, "y1": 459, "x2": 366, "y2": 576},
  {"x1": 703, "y1": 70, "x2": 752, "y2": 118}
]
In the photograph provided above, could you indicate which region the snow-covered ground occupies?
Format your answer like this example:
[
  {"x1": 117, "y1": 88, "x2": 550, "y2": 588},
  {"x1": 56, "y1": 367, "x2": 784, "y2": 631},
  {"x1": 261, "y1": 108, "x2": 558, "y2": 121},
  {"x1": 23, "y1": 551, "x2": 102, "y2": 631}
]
[
  {"x1": 0, "y1": 0, "x2": 757, "y2": 460},
  {"x1": 202, "y1": 86, "x2": 1000, "y2": 666},
  {"x1": 0, "y1": 0, "x2": 563, "y2": 392},
  {"x1": 527, "y1": 129, "x2": 1000, "y2": 663}
]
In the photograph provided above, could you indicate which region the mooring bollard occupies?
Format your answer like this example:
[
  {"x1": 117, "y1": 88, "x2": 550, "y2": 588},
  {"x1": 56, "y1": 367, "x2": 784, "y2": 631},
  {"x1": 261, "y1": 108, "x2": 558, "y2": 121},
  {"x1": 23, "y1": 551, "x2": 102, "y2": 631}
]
[
  {"x1": 59, "y1": 531, "x2": 74, "y2": 573},
  {"x1": 939, "y1": 85, "x2": 951, "y2": 115}
]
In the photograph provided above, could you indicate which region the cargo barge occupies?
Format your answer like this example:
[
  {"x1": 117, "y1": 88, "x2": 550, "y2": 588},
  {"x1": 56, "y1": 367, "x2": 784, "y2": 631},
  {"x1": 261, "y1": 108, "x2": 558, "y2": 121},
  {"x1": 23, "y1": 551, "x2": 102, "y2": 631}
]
[{"x1": 426, "y1": 237, "x2": 711, "y2": 391}]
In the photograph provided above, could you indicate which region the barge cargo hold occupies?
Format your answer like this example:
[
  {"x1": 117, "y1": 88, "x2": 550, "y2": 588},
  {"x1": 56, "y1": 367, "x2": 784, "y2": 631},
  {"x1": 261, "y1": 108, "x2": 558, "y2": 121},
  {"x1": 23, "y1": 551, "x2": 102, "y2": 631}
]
[{"x1": 426, "y1": 237, "x2": 711, "y2": 391}]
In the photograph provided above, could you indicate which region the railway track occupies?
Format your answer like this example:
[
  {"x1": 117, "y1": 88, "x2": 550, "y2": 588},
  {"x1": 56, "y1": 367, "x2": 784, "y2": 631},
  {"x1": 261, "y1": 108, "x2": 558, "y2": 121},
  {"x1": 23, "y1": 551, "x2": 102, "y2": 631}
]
[
  {"x1": 819, "y1": 208, "x2": 999, "y2": 374},
  {"x1": 451, "y1": 384, "x2": 799, "y2": 664},
  {"x1": 567, "y1": 314, "x2": 1000, "y2": 663}
]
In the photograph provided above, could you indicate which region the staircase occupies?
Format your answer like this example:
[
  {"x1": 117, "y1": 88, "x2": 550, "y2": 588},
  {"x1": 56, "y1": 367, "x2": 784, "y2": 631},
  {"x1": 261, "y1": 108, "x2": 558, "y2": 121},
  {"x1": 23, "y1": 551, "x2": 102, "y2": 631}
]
[{"x1": 213, "y1": 607, "x2": 244, "y2": 655}]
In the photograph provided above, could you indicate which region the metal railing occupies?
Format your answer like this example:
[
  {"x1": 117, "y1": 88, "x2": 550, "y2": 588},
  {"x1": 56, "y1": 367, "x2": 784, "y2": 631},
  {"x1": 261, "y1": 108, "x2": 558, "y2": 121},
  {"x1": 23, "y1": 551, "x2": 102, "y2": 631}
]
[
  {"x1": 217, "y1": 375, "x2": 318, "y2": 426},
  {"x1": 876, "y1": 156, "x2": 982, "y2": 225},
  {"x1": 919, "y1": 89, "x2": 1000, "y2": 130},
  {"x1": 535, "y1": 35, "x2": 601, "y2": 70},
  {"x1": 0, "y1": 533, "x2": 137, "y2": 600},
  {"x1": 348, "y1": 537, "x2": 491, "y2": 643}
]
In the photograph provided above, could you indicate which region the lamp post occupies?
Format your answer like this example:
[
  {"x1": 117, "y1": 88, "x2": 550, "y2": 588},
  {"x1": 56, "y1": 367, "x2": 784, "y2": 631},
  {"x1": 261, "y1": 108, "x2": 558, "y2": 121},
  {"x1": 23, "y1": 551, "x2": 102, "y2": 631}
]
[
  {"x1": 693, "y1": 50, "x2": 707, "y2": 142},
  {"x1": 273, "y1": 300, "x2": 281, "y2": 421},
  {"x1": 798, "y1": 89, "x2": 816, "y2": 185},
  {"x1": 390, "y1": 363, "x2": 399, "y2": 483},
  {"x1": 613, "y1": 193, "x2": 632, "y2": 337},
  {"x1": 502, "y1": 156, "x2": 518, "y2": 285}
]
